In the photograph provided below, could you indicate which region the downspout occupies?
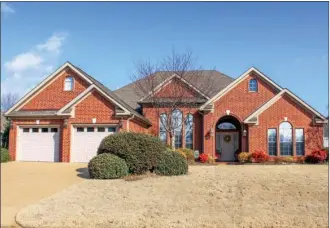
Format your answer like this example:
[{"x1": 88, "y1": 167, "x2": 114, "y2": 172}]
[
  {"x1": 198, "y1": 110, "x2": 204, "y2": 153},
  {"x1": 126, "y1": 115, "x2": 135, "y2": 132}
]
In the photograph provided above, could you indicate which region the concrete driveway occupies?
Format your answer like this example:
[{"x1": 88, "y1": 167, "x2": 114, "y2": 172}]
[{"x1": 1, "y1": 162, "x2": 88, "y2": 227}]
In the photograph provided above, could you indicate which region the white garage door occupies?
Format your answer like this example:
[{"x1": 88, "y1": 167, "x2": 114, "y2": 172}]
[
  {"x1": 72, "y1": 126, "x2": 117, "y2": 163},
  {"x1": 18, "y1": 126, "x2": 60, "y2": 162}
]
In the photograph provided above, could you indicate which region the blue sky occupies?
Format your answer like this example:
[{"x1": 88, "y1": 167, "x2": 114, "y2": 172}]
[{"x1": 1, "y1": 2, "x2": 328, "y2": 115}]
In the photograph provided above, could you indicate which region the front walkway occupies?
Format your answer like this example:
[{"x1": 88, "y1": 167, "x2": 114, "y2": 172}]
[{"x1": 1, "y1": 162, "x2": 88, "y2": 227}]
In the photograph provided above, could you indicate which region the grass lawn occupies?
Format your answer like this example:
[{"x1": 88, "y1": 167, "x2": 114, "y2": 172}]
[{"x1": 16, "y1": 165, "x2": 328, "y2": 228}]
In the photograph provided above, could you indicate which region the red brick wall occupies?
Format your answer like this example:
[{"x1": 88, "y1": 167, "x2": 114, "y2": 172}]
[
  {"x1": 21, "y1": 68, "x2": 90, "y2": 110},
  {"x1": 143, "y1": 105, "x2": 202, "y2": 151},
  {"x1": 8, "y1": 119, "x2": 64, "y2": 161},
  {"x1": 203, "y1": 73, "x2": 278, "y2": 155},
  {"x1": 249, "y1": 94, "x2": 323, "y2": 155},
  {"x1": 62, "y1": 90, "x2": 126, "y2": 162}
]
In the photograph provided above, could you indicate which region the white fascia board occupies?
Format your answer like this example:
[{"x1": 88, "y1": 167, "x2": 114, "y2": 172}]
[
  {"x1": 57, "y1": 85, "x2": 131, "y2": 116},
  {"x1": 244, "y1": 89, "x2": 326, "y2": 123},
  {"x1": 5, "y1": 62, "x2": 93, "y2": 115},
  {"x1": 200, "y1": 67, "x2": 283, "y2": 110}
]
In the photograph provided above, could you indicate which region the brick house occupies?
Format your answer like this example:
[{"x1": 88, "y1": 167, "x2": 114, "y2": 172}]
[{"x1": 5, "y1": 62, "x2": 327, "y2": 162}]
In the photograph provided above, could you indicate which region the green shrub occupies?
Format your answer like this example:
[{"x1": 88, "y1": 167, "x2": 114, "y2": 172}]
[
  {"x1": 88, "y1": 153, "x2": 128, "y2": 179},
  {"x1": 97, "y1": 132, "x2": 167, "y2": 174},
  {"x1": 176, "y1": 148, "x2": 195, "y2": 164},
  {"x1": 1, "y1": 148, "x2": 10, "y2": 163},
  {"x1": 155, "y1": 150, "x2": 188, "y2": 176},
  {"x1": 238, "y1": 152, "x2": 251, "y2": 163}
]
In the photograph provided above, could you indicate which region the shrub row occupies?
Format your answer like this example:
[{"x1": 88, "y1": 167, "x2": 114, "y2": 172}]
[{"x1": 237, "y1": 149, "x2": 328, "y2": 164}]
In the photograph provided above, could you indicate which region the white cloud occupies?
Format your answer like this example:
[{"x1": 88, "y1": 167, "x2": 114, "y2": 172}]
[
  {"x1": 5, "y1": 52, "x2": 43, "y2": 72},
  {"x1": 37, "y1": 33, "x2": 67, "y2": 53},
  {"x1": 1, "y1": 33, "x2": 68, "y2": 97},
  {"x1": 1, "y1": 2, "x2": 15, "y2": 14}
]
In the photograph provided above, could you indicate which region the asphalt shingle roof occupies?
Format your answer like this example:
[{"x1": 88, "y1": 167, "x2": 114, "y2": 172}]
[{"x1": 113, "y1": 70, "x2": 234, "y2": 110}]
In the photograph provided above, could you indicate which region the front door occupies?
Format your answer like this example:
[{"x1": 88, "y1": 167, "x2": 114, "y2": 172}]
[{"x1": 216, "y1": 132, "x2": 239, "y2": 162}]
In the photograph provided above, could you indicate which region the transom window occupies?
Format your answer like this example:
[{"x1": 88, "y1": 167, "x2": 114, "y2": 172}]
[
  {"x1": 267, "y1": 129, "x2": 277, "y2": 156},
  {"x1": 280, "y1": 122, "x2": 293, "y2": 156},
  {"x1": 32, "y1": 128, "x2": 39, "y2": 133},
  {"x1": 295, "y1": 129, "x2": 305, "y2": 156},
  {"x1": 23, "y1": 128, "x2": 30, "y2": 133},
  {"x1": 249, "y1": 79, "x2": 258, "y2": 92},
  {"x1": 77, "y1": 127, "x2": 84, "y2": 132},
  {"x1": 87, "y1": 127, "x2": 95, "y2": 132},
  {"x1": 41, "y1": 128, "x2": 49, "y2": 133},
  {"x1": 217, "y1": 122, "x2": 236, "y2": 130},
  {"x1": 64, "y1": 76, "x2": 74, "y2": 91},
  {"x1": 97, "y1": 127, "x2": 105, "y2": 132}
]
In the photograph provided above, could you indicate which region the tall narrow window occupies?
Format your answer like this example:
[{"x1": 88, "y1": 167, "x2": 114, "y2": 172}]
[
  {"x1": 249, "y1": 79, "x2": 258, "y2": 92},
  {"x1": 159, "y1": 113, "x2": 167, "y2": 144},
  {"x1": 295, "y1": 129, "x2": 304, "y2": 156},
  {"x1": 280, "y1": 122, "x2": 293, "y2": 156},
  {"x1": 185, "y1": 114, "x2": 193, "y2": 150},
  {"x1": 64, "y1": 76, "x2": 74, "y2": 91},
  {"x1": 172, "y1": 110, "x2": 182, "y2": 149},
  {"x1": 268, "y1": 129, "x2": 277, "y2": 156}
]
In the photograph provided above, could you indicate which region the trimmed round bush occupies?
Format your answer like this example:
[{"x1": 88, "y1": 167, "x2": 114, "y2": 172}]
[
  {"x1": 1, "y1": 148, "x2": 10, "y2": 163},
  {"x1": 155, "y1": 150, "x2": 188, "y2": 176},
  {"x1": 88, "y1": 153, "x2": 128, "y2": 179},
  {"x1": 97, "y1": 132, "x2": 167, "y2": 174}
]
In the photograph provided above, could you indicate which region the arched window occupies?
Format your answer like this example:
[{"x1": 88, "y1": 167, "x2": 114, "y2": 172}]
[
  {"x1": 172, "y1": 110, "x2": 182, "y2": 149},
  {"x1": 249, "y1": 79, "x2": 258, "y2": 92},
  {"x1": 64, "y1": 76, "x2": 74, "y2": 91},
  {"x1": 159, "y1": 113, "x2": 167, "y2": 144},
  {"x1": 280, "y1": 122, "x2": 293, "y2": 156},
  {"x1": 185, "y1": 113, "x2": 193, "y2": 149},
  {"x1": 217, "y1": 122, "x2": 236, "y2": 130}
]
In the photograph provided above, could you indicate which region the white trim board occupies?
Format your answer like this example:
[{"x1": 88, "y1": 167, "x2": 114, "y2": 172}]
[
  {"x1": 200, "y1": 67, "x2": 282, "y2": 110},
  {"x1": 139, "y1": 73, "x2": 209, "y2": 102},
  {"x1": 244, "y1": 89, "x2": 327, "y2": 124},
  {"x1": 5, "y1": 62, "x2": 93, "y2": 115},
  {"x1": 57, "y1": 85, "x2": 131, "y2": 116}
]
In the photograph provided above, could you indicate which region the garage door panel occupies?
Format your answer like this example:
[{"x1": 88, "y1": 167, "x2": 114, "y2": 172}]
[
  {"x1": 72, "y1": 126, "x2": 116, "y2": 163},
  {"x1": 18, "y1": 127, "x2": 60, "y2": 162}
]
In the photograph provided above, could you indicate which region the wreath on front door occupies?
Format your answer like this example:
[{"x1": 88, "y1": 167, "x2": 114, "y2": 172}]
[{"x1": 224, "y1": 134, "x2": 231, "y2": 143}]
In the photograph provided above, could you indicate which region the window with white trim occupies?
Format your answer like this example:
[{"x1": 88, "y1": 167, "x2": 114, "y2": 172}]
[
  {"x1": 172, "y1": 110, "x2": 182, "y2": 149},
  {"x1": 249, "y1": 79, "x2": 258, "y2": 92},
  {"x1": 267, "y1": 129, "x2": 277, "y2": 156},
  {"x1": 280, "y1": 122, "x2": 293, "y2": 156},
  {"x1": 185, "y1": 113, "x2": 193, "y2": 150},
  {"x1": 159, "y1": 113, "x2": 167, "y2": 144},
  {"x1": 64, "y1": 76, "x2": 74, "y2": 91},
  {"x1": 295, "y1": 128, "x2": 304, "y2": 156}
]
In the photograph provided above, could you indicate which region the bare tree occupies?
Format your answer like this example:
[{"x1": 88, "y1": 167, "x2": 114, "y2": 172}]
[
  {"x1": 131, "y1": 50, "x2": 216, "y2": 149},
  {"x1": 1, "y1": 92, "x2": 19, "y2": 112}
]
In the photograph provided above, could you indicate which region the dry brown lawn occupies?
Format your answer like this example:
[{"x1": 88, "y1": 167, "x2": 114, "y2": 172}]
[{"x1": 16, "y1": 165, "x2": 328, "y2": 228}]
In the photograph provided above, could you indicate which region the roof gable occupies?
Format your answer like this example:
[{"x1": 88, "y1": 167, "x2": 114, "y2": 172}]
[
  {"x1": 5, "y1": 62, "x2": 93, "y2": 115},
  {"x1": 57, "y1": 85, "x2": 131, "y2": 116},
  {"x1": 200, "y1": 67, "x2": 282, "y2": 110},
  {"x1": 244, "y1": 89, "x2": 327, "y2": 124},
  {"x1": 140, "y1": 74, "x2": 210, "y2": 102}
]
